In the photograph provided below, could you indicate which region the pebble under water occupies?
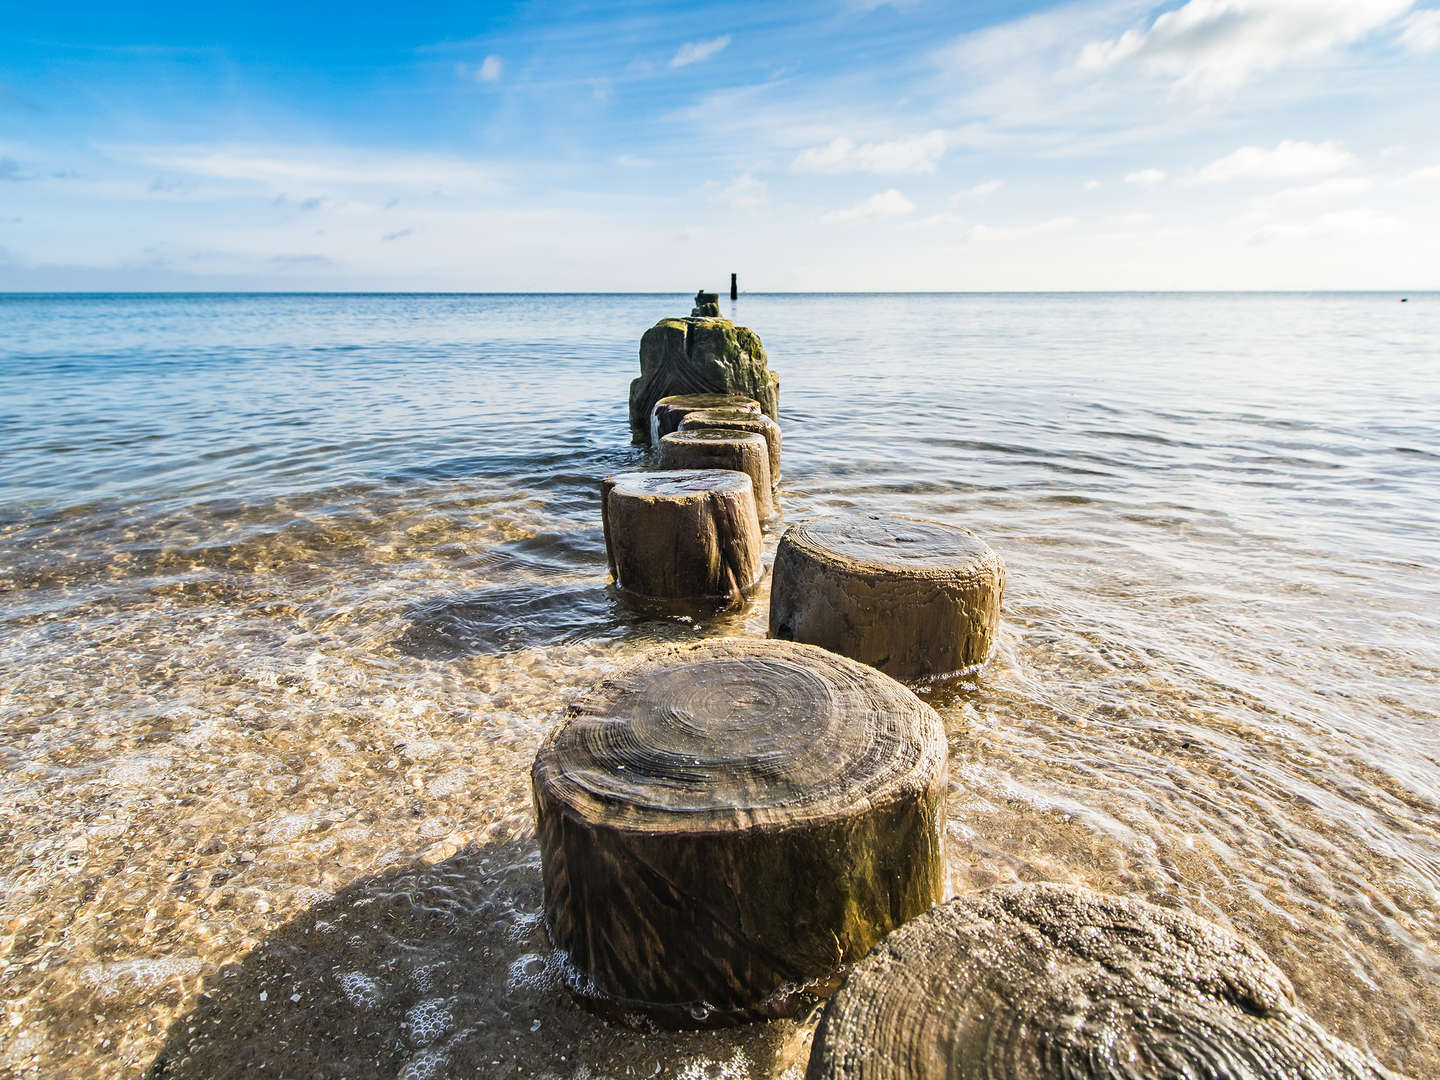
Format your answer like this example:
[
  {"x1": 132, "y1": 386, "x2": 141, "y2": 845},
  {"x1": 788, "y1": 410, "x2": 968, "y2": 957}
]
[{"x1": 1, "y1": 291, "x2": 1438, "y2": 1078}]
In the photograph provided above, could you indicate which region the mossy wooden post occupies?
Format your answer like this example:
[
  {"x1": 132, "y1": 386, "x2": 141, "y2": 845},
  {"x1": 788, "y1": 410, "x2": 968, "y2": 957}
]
[
  {"x1": 807, "y1": 884, "x2": 1398, "y2": 1080},
  {"x1": 679, "y1": 408, "x2": 782, "y2": 487},
  {"x1": 658, "y1": 429, "x2": 774, "y2": 521},
  {"x1": 629, "y1": 317, "x2": 779, "y2": 445},
  {"x1": 650, "y1": 393, "x2": 761, "y2": 446},
  {"x1": 769, "y1": 514, "x2": 1005, "y2": 681},
  {"x1": 532, "y1": 638, "x2": 948, "y2": 1028},
  {"x1": 601, "y1": 470, "x2": 762, "y2": 607}
]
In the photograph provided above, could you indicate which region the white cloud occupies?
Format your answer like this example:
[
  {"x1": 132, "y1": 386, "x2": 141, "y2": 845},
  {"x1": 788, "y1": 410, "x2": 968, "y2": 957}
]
[
  {"x1": 1400, "y1": 8, "x2": 1440, "y2": 51},
  {"x1": 793, "y1": 130, "x2": 948, "y2": 174},
  {"x1": 1400, "y1": 164, "x2": 1440, "y2": 184},
  {"x1": 713, "y1": 172, "x2": 767, "y2": 208},
  {"x1": 1077, "y1": 0, "x2": 1416, "y2": 93},
  {"x1": 1272, "y1": 176, "x2": 1374, "y2": 202},
  {"x1": 1125, "y1": 168, "x2": 1165, "y2": 185},
  {"x1": 477, "y1": 55, "x2": 503, "y2": 82},
  {"x1": 821, "y1": 189, "x2": 916, "y2": 223},
  {"x1": 1250, "y1": 206, "x2": 1403, "y2": 244},
  {"x1": 952, "y1": 179, "x2": 1002, "y2": 200},
  {"x1": 968, "y1": 216, "x2": 1078, "y2": 242},
  {"x1": 124, "y1": 145, "x2": 501, "y2": 195},
  {"x1": 903, "y1": 211, "x2": 966, "y2": 230},
  {"x1": 1196, "y1": 140, "x2": 1355, "y2": 183},
  {"x1": 1084, "y1": 179, "x2": 1102, "y2": 190},
  {"x1": 670, "y1": 35, "x2": 731, "y2": 69}
]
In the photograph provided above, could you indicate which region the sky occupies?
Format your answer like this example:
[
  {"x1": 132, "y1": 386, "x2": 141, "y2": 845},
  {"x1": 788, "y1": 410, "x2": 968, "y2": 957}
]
[{"x1": 0, "y1": 0, "x2": 1437, "y2": 291}]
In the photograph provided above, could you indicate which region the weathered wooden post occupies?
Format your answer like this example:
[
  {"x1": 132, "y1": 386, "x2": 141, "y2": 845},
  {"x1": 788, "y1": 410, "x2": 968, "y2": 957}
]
[
  {"x1": 628, "y1": 314, "x2": 779, "y2": 445},
  {"x1": 730, "y1": 273, "x2": 738, "y2": 300},
  {"x1": 650, "y1": 392, "x2": 761, "y2": 446},
  {"x1": 532, "y1": 638, "x2": 948, "y2": 1027},
  {"x1": 769, "y1": 514, "x2": 1005, "y2": 681},
  {"x1": 601, "y1": 470, "x2": 762, "y2": 607},
  {"x1": 657, "y1": 428, "x2": 774, "y2": 521},
  {"x1": 808, "y1": 884, "x2": 1396, "y2": 1080},
  {"x1": 679, "y1": 408, "x2": 781, "y2": 488}
]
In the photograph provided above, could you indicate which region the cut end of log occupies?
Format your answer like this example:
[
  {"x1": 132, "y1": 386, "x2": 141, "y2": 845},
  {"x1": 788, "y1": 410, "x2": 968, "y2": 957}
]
[
  {"x1": 651, "y1": 393, "x2": 763, "y2": 446},
  {"x1": 769, "y1": 513, "x2": 1005, "y2": 681},
  {"x1": 807, "y1": 883, "x2": 1399, "y2": 1080},
  {"x1": 658, "y1": 429, "x2": 775, "y2": 521},
  {"x1": 532, "y1": 638, "x2": 948, "y2": 1028}
]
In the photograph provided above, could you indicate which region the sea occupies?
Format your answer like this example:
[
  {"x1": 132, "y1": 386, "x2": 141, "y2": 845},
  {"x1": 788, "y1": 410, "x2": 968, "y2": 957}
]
[{"x1": 1, "y1": 292, "x2": 1437, "y2": 1078}]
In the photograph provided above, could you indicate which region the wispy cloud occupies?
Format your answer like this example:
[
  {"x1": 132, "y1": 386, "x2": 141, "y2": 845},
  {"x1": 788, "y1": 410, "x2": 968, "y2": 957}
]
[
  {"x1": 1124, "y1": 168, "x2": 1165, "y2": 185},
  {"x1": 953, "y1": 179, "x2": 1002, "y2": 200},
  {"x1": 477, "y1": 55, "x2": 504, "y2": 82},
  {"x1": 121, "y1": 145, "x2": 502, "y2": 195},
  {"x1": 793, "y1": 130, "x2": 948, "y2": 174},
  {"x1": 1195, "y1": 140, "x2": 1355, "y2": 183},
  {"x1": 1077, "y1": 0, "x2": 1416, "y2": 93},
  {"x1": 1400, "y1": 163, "x2": 1440, "y2": 184},
  {"x1": 671, "y1": 35, "x2": 731, "y2": 69},
  {"x1": 711, "y1": 172, "x2": 767, "y2": 208},
  {"x1": 1250, "y1": 206, "x2": 1403, "y2": 244},
  {"x1": 382, "y1": 228, "x2": 415, "y2": 242},
  {"x1": 1272, "y1": 176, "x2": 1373, "y2": 202},
  {"x1": 1400, "y1": 9, "x2": 1440, "y2": 51},
  {"x1": 821, "y1": 189, "x2": 915, "y2": 224},
  {"x1": 0, "y1": 156, "x2": 26, "y2": 181}
]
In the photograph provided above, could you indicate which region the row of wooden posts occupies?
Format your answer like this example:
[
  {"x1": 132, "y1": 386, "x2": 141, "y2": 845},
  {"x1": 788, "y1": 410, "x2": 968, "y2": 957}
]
[{"x1": 527, "y1": 302, "x2": 1390, "y2": 1078}]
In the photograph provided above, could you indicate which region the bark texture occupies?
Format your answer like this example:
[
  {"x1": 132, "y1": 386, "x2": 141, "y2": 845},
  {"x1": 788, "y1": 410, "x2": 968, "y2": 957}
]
[
  {"x1": 769, "y1": 513, "x2": 1005, "y2": 681},
  {"x1": 657, "y1": 429, "x2": 775, "y2": 521},
  {"x1": 650, "y1": 393, "x2": 761, "y2": 447},
  {"x1": 532, "y1": 638, "x2": 948, "y2": 1028},
  {"x1": 629, "y1": 316, "x2": 780, "y2": 444},
  {"x1": 807, "y1": 883, "x2": 1404, "y2": 1080},
  {"x1": 679, "y1": 408, "x2": 783, "y2": 487},
  {"x1": 601, "y1": 470, "x2": 762, "y2": 607}
]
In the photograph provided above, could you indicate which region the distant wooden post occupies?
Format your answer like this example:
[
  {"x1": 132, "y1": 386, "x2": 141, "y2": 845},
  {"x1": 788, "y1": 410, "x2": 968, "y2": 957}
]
[{"x1": 730, "y1": 273, "x2": 738, "y2": 300}]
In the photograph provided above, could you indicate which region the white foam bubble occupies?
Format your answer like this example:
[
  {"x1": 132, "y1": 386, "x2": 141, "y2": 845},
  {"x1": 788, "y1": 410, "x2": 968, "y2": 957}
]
[
  {"x1": 335, "y1": 970, "x2": 384, "y2": 1009},
  {"x1": 404, "y1": 997, "x2": 454, "y2": 1046}
]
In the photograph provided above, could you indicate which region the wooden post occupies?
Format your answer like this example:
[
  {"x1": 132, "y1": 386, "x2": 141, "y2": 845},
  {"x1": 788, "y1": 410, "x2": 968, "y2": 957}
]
[
  {"x1": 769, "y1": 514, "x2": 1004, "y2": 681},
  {"x1": 679, "y1": 408, "x2": 782, "y2": 487},
  {"x1": 601, "y1": 470, "x2": 762, "y2": 607},
  {"x1": 658, "y1": 428, "x2": 774, "y2": 521},
  {"x1": 808, "y1": 884, "x2": 1394, "y2": 1080},
  {"x1": 730, "y1": 273, "x2": 738, "y2": 300},
  {"x1": 532, "y1": 638, "x2": 948, "y2": 1028}
]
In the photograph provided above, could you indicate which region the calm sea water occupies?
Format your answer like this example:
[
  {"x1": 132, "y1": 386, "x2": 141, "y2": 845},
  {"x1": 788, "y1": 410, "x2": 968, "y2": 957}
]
[{"x1": 2, "y1": 292, "x2": 1438, "y2": 1078}]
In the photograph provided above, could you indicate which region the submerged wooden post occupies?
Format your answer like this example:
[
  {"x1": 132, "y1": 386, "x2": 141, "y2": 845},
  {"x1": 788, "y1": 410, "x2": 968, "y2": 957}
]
[
  {"x1": 658, "y1": 428, "x2": 774, "y2": 521},
  {"x1": 650, "y1": 393, "x2": 761, "y2": 446},
  {"x1": 532, "y1": 638, "x2": 948, "y2": 1028},
  {"x1": 679, "y1": 408, "x2": 782, "y2": 488},
  {"x1": 769, "y1": 514, "x2": 1005, "y2": 681},
  {"x1": 601, "y1": 470, "x2": 762, "y2": 607},
  {"x1": 807, "y1": 884, "x2": 1395, "y2": 1080}
]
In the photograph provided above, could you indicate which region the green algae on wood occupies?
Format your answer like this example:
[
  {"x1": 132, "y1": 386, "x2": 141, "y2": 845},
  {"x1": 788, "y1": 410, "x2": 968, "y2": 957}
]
[
  {"x1": 807, "y1": 883, "x2": 1405, "y2": 1080},
  {"x1": 629, "y1": 317, "x2": 780, "y2": 445},
  {"x1": 532, "y1": 638, "x2": 948, "y2": 1029}
]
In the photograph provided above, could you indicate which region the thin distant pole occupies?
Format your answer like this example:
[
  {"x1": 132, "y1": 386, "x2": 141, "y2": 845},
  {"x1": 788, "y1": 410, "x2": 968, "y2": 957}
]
[{"x1": 730, "y1": 273, "x2": 738, "y2": 300}]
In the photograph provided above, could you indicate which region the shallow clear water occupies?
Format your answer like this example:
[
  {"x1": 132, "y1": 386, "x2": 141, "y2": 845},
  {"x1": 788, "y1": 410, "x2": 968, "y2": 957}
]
[{"x1": 1, "y1": 292, "x2": 1437, "y2": 1077}]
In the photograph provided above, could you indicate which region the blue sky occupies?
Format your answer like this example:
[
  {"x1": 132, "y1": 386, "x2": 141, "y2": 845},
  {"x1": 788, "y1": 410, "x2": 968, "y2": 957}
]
[{"x1": 1, "y1": 0, "x2": 1437, "y2": 290}]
